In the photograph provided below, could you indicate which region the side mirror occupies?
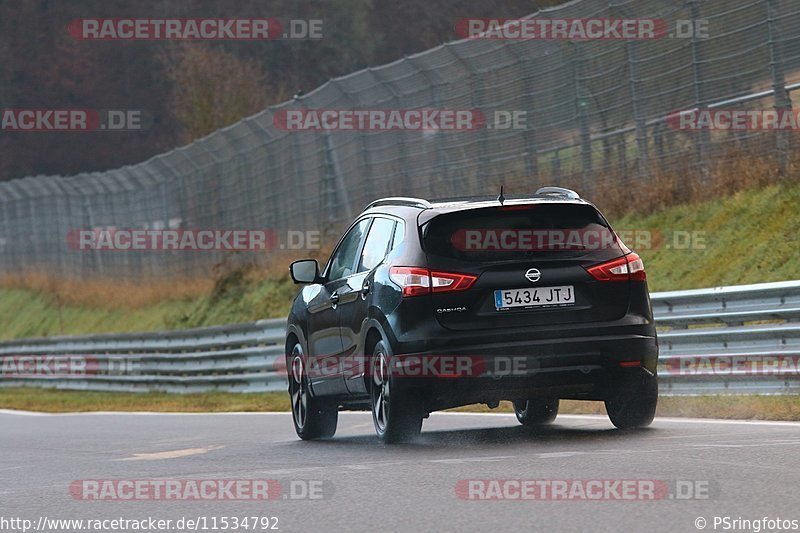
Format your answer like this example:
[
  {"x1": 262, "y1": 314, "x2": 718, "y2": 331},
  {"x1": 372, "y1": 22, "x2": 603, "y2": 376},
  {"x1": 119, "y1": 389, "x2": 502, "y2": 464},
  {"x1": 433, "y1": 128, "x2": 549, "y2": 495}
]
[{"x1": 290, "y1": 259, "x2": 320, "y2": 284}]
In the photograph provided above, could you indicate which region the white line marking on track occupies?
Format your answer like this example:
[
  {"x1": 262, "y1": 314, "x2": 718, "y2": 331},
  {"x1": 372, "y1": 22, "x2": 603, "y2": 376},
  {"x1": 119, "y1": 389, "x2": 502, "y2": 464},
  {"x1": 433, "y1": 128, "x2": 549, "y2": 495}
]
[
  {"x1": 119, "y1": 444, "x2": 225, "y2": 461},
  {"x1": 429, "y1": 455, "x2": 516, "y2": 464}
]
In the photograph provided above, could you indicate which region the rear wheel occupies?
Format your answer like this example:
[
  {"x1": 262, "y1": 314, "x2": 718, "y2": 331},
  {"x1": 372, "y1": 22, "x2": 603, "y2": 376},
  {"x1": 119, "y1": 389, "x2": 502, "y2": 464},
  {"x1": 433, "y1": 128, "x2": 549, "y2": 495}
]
[
  {"x1": 370, "y1": 341, "x2": 423, "y2": 443},
  {"x1": 513, "y1": 398, "x2": 559, "y2": 426},
  {"x1": 605, "y1": 372, "x2": 658, "y2": 429},
  {"x1": 289, "y1": 343, "x2": 338, "y2": 440}
]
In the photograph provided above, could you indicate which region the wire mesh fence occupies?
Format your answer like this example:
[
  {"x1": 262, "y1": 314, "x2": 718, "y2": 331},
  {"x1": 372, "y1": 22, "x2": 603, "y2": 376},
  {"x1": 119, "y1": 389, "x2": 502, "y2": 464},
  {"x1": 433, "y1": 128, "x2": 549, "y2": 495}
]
[{"x1": 2, "y1": 0, "x2": 800, "y2": 280}]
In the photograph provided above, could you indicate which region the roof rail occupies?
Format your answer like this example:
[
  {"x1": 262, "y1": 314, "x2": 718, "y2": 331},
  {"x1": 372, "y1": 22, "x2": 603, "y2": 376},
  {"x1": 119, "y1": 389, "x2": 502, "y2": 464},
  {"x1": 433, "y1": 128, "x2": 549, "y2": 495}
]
[
  {"x1": 365, "y1": 197, "x2": 433, "y2": 210},
  {"x1": 534, "y1": 187, "x2": 581, "y2": 200}
]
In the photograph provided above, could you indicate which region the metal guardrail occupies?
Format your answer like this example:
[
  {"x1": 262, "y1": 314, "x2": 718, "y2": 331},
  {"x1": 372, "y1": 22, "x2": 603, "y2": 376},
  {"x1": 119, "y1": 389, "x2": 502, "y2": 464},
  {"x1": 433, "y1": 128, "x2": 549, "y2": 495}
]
[
  {"x1": 1, "y1": 281, "x2": 799, "y2": 396},
  {"x1": 654, "y1": 280, "x2": 800, "y2": 395},
  {"x1": 0, "y1": 319, "x2": 288, "y2": 394}
]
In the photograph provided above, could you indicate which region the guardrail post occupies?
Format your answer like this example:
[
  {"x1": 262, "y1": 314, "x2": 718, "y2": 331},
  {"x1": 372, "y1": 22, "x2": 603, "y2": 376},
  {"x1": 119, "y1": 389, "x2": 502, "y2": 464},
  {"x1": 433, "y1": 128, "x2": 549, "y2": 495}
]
[{"x1": 767, "y1": 0, "x2": 791, "y2": 176}]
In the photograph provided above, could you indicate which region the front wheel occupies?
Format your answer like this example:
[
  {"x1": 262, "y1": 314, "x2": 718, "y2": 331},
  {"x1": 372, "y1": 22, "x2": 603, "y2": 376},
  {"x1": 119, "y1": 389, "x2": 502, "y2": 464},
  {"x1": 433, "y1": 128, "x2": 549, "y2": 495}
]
[
  {"x1": 288, "y1": 343, "x2": 338, "y2": 440},
  {"x1": 370, "y1": 341, "x2": 423, "y2": 443},
  {"x1": 513, "y1": 398, "x2": 559, "y2": 426},
  {"x1": 605, "y1": 372, "x2": 658, "y2": 429}
]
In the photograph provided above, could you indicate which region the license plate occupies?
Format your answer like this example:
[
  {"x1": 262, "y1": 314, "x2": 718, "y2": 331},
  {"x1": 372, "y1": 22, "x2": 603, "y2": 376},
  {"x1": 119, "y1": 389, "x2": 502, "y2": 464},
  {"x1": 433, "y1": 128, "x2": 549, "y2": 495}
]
[{"x1": 494, "y1": 286, "x2": 575, "y2": 310}]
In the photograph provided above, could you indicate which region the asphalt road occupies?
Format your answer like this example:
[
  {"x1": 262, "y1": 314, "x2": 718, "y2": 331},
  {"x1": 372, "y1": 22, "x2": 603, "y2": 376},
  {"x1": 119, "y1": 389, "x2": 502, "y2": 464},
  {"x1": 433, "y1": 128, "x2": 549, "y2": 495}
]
[{"x1": 3, "y1": 410, "x2": 800, "y2": 533}]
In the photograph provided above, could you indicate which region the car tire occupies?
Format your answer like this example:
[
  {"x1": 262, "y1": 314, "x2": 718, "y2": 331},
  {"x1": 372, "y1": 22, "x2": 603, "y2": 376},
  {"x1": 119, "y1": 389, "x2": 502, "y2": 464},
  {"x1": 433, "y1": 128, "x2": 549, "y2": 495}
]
[
  {"x1": 288, "y1": 342, "x2": 338, "y2": 440},
  {"x1": 513, "y1": 398, "x2": 559, "y2": 426},
  {"x1": 370, "y1": 341, "x2": 423, "y2": 443},
  {"x1": 605, "y1": 372, "x2": 658, "y2": 429}
]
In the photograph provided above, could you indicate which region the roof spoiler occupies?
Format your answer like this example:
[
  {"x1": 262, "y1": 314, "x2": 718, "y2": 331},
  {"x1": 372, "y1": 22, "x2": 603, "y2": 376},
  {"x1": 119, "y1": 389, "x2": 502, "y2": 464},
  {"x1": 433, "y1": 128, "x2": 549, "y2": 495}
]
[
  {"x1": 534, "y1": 187, "x2": 581, "y2": 200},
  {"x1": 365, "y1": 197, "x2": 432, "y2": 210}
]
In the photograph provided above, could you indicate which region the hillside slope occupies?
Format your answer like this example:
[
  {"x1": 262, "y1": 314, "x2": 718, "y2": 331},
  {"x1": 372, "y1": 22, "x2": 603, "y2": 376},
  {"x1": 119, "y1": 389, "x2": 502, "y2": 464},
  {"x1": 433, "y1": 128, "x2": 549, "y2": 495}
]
[{"x1": 0, "y1": 182, "x2": 797, "y2": 340}]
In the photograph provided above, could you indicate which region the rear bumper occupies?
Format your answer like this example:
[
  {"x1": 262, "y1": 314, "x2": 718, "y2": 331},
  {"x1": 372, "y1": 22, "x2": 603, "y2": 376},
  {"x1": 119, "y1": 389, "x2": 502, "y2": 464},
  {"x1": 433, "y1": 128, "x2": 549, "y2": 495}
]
[{"x1": 388, "y1": 330, "x2": 657, "y2": 411}]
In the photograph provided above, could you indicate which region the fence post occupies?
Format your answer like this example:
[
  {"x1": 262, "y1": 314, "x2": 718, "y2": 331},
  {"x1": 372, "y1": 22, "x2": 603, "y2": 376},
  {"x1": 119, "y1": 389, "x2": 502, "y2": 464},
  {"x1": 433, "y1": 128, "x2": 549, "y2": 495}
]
[
  {"x1": 654, "y1": 123, "x2": 665, "y2": 168},
  {"x1": 611, "y1": 0, "x2": 648, "y2": 179},
  {"x1": 552, "y1": 148, "x2": 563, "y2": 181},
  {"x1": 323, "y1": 131, "x2": 353, "y2": 224},
  {"x1": 82, "y1": 197, "x2": 101, "y2": 277},
  {"x1": 330, "y1": 79, "x2": 375, "y2": 204},
  {"x1": 368, "y1": 68, "x2": 414, "y2": 195},
  {"x1": 626, "y1": 40, "x2": 649, "y2": 180},
  {"x1": 0, "y1": 199, "x2": 11, "y2": 276},
  {"x1": 767, "y1": 0, "x2": 791, "y2": 175},
  {"x1": 406, "y1": 56, "x2": 452, "y2": 196},
  {"x1": 505, "y1": 41, "x2": 539, "y2": 180},
  {"x1": 572, "y1": 43, "x2": 592, "y2": 190},
  {"x1": 466, "y1": 62, "x2": 489, "y2": 189},
  {"x1": 287, "y1": 99, "x2": 325, "y2": 231},
  {"x1": 617, "y1": 134, "x2": 627, "y2": 179},
  {"x1": 445, "y1": 44, "x2": 490, "y2": 194},
  {"x1": 688, "y1": 0, "x2": 710, "y2": 181}
]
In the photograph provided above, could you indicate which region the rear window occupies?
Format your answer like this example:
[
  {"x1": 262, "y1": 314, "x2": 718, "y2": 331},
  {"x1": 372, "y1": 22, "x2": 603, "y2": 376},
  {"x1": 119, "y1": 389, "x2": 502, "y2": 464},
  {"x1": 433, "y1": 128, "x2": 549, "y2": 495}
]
[{"x1": 423, "y1": 204, "x2": 617, "y2": 261}]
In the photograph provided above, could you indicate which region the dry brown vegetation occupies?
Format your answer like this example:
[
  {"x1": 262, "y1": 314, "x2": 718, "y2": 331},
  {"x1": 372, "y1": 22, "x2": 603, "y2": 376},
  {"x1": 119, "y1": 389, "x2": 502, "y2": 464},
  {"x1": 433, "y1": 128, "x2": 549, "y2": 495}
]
[
  {"x1": 598, "y1": 150, "x2": 789, "y2": 217},
  {"x1": 0, "y1": 272, "x2": 212, "y2": 310},
  {"x1": 0, "y1": 241, "x2": 334, "y2": 311},
  {"x1": 506, "y1": 144, "x2": 791, "y2": 219}
]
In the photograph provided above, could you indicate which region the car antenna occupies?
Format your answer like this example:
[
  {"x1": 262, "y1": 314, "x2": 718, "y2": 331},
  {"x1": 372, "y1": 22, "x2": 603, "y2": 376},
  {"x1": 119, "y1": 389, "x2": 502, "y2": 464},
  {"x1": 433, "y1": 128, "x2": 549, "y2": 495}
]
[{"x1": 497, "y1": 186, "x2": 505, "y2": 205}]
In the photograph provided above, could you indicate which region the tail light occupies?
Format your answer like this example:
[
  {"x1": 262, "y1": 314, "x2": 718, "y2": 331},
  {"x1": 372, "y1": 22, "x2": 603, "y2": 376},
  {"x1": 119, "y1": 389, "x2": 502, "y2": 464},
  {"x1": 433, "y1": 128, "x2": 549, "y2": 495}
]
[
  {"x1": 389, "y1": 267, "x2": 430, "y2": 297},
  {"x1": 389, "y1": 267, "x2": 477, "y2": 297},
  {"x1": 586, "y1": 252, "x2": 646, "y2": 282},
  {"x1": 431, "y1": 270, "x2": 478, "y2": 293}
]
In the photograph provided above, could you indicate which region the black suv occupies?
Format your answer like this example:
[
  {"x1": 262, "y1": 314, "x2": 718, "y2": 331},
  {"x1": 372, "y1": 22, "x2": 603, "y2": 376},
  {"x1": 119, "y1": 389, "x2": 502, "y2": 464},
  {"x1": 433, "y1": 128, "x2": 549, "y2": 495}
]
[{"x1": 286, "y1": 187, "x2": 658, "y2": 442}]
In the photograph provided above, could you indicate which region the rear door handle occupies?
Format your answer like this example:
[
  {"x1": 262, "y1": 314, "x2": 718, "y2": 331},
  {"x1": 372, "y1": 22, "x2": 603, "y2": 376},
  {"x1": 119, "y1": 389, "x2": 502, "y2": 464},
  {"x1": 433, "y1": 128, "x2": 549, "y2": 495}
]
[
  {"x1": 329, "y1": 292, "x2": 339, "y2": 306},
  {"x1": 360, "y1": 280, "x2": 371, "y2": 297}
]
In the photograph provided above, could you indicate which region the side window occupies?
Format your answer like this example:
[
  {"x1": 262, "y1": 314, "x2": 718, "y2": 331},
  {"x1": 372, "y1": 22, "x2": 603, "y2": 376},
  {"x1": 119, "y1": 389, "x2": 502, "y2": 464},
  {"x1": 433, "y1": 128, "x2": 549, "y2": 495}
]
[
  {"x1": 358, "y1": 217, "x2": 395, "y2": 272},
  {"x1": 328, "y1": 219, "x2": 370, "y2": 281},
  {"x1": 389, "y1": 220, "x2": 405, "y2": 253}
]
